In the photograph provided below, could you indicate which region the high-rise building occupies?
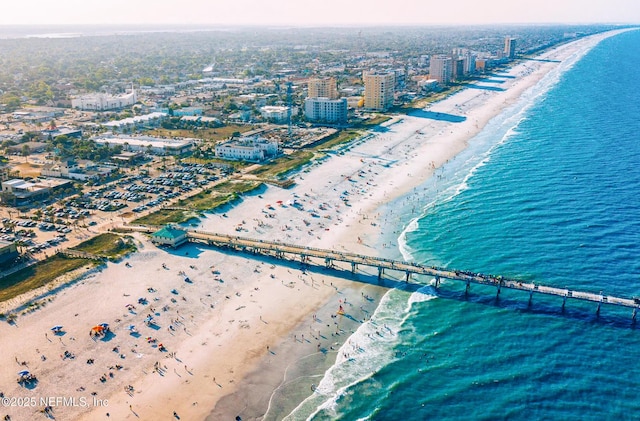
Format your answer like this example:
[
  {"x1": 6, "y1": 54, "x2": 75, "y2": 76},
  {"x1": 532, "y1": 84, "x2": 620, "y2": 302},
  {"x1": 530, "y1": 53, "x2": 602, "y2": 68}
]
[
  {"x1": 429, "y1": 56, "x2": 452, "y2": 85},
  {"x1": 304, "y1": 97, "x2": 348, "y2": 123},
  {"x1": 504, "y1": 37, "x2": 517, "y2": 59},
  {"x1": 307, "y1": 77, "x2": 339, "y2": 100},
  {"x1": 452, "y1": 58, "x2": 465, "y2": 81},
  {"x1": 363, "y1": 71, "x2": 395, "y2": 111},
  {"x1": 463, "y1": 52, "x2": 476, "y2": 75}
]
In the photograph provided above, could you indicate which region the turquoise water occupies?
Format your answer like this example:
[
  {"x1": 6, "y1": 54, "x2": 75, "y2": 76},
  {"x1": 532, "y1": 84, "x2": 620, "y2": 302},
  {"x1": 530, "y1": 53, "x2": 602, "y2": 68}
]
[{"x1": 287, "y1": 29, "x2": 640, "y2": 420}]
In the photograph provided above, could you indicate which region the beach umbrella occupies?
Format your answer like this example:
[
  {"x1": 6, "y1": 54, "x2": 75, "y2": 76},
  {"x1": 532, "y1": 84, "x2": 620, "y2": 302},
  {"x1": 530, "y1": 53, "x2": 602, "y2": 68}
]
[
  {"x1": 99, "y1": 323, "x2": 109, "y2": 328},
  {"x1": 144, "y1": 316, "x2": 153, "y2": 323},
  {"x1": 51, "y1": 325, "x2": 63, "y2": 331},
  {"x1": 18, "y1": 370, "x2": 30, "y2": 377},
  {"x1": 128, "y1": 325, "x2": 136, "y2": 331},
  {"x1": 91, "y1": 325, "x2": 104, "y2": 332}
]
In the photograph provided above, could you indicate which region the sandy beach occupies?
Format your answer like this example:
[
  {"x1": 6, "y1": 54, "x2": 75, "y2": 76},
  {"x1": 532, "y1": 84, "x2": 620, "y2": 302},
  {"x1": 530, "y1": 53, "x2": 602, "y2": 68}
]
[{"x1": 0, "y1": 30, "x2": 624, "y2": 421}]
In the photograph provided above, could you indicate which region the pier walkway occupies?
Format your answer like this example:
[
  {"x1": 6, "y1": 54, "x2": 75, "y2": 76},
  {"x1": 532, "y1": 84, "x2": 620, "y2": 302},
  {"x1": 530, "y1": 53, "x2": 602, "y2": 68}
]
[{"x1": 186, "y1": 229, "x2": 640, "y2": 319}]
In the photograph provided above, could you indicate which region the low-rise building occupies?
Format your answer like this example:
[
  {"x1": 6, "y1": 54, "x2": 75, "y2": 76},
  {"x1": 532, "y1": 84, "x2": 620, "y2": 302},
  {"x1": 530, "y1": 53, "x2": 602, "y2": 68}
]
[
  {"x1": 42, "y1": 127, "x2": 83, "y2": 140},
  {"x1": 151, "y1": 225, "x2": 188, "y2": 248},
  {"x1": 260, "y1": 106, "x2": 298, "y2": 123},
  {"x1": 101, "y1": 112, "x2": 167, "y2": 133},
  {"x1": 40, "y1": 159, "x2": 114, "y2": 181},
  {"x1": 0, "y1": 240, "x2": 19, "y2": 268},
  {"x1": 418, "y1": 79, "x2": 440, "y2": 93},
  {"x1": 215, "y1": 135, "x2": 278, "y2": 162},
  {"x1": 71, "y1": 88, "x2": 137, "y2": 111},
  {"x1": 94, "y1": 135, "x2": 194, "y2": 156},
  {"x1": 1, "y1": 178, "x2": 73, "y2": 205}
]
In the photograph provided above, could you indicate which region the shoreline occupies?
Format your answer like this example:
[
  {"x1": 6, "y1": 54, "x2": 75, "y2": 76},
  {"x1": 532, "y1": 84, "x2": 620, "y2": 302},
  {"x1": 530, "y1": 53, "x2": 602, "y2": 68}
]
[
  {"x1": 0, "y1": 29, "x2": 628, "y2": 421},
  {"x1": 211, "y1": 29, "x2": 630, "y2": 420}
]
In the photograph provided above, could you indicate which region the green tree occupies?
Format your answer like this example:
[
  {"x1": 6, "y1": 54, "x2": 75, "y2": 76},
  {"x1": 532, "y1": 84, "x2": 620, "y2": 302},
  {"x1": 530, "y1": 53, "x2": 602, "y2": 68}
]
[{"x1": 21, "y1": 144, "x2": 30, "y2": 162}]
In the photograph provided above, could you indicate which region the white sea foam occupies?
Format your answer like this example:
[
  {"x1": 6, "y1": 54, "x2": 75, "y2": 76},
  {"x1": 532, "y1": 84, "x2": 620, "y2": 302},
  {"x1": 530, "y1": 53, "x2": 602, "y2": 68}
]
[
  {"x1": 283, "y1": 289, "x2": 409, "y2": 420},
  {"x1": 405, "y1": 285, "x2": 438, "y2": 311},
  {"x1": 395, "y1": 40, "x2": 595, "y2": 265}
]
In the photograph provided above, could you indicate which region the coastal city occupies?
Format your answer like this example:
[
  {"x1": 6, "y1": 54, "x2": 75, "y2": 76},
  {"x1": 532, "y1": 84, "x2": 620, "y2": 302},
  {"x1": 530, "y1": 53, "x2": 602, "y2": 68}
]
[
  {"x1": 0, "y1": 25, "x2": 613, "y2": 268},
  {"x1": 0, "y1": 20, "x2": 637, "y2": 421}
]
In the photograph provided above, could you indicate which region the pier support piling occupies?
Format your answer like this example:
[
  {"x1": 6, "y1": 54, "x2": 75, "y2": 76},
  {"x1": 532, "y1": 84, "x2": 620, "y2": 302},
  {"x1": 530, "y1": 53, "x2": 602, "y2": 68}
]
[
  {"x1": 378, "y1": 267, "x2": 384, "y2": 280},
  {"x1": 528, "y1": 291, "x2": 534, "y2": 307},
  {"x1": 562, "y1": 296, "x2": 567, "y2": 311},
  {"x1": 596, "y1": 303, "x2": 601, "y2": 317},
  {"x1": 633, "y1": 309, "x2": 637, "y2": 323},
  {"x1": 435, "y1": 276, "x2": 440, "y2": 288},
  {"x1": 405, "y1": 271, "x2": 411, "y2": 283},
  {"x1": 351, "y1": 262, "x2": 356, "y2": 273},
  {"x1": 465, "y1": 280, "x2": 470, "y2": 295}
]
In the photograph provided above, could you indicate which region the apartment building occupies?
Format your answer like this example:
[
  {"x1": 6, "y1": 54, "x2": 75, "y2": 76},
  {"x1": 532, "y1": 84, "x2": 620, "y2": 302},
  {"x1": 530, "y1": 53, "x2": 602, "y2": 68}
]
[
  {"x1": 429, "y1": 55, "x2": 453, "y2": 85},
  {"x1": 363, "y1": 71, "x2": 395, "y2": 112},
  {"x1": 304, "y1": 97, "x2": 348, "y2": 124},
  {"x1": 308, "y1": 77, "x2": 339, "y2": 100}
]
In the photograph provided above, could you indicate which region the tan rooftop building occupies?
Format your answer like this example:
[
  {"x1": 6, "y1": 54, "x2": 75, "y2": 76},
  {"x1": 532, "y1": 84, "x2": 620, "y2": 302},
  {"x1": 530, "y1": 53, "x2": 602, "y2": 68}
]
[{"x1": 363, "y1": 71, "x2": 395, "y2": 112}]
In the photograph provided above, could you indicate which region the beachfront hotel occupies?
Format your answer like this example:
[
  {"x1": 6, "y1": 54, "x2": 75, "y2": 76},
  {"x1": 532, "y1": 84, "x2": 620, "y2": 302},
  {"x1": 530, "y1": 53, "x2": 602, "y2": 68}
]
[{"x1": 363, "y1": 71, "x2": 395, "y2": 112}]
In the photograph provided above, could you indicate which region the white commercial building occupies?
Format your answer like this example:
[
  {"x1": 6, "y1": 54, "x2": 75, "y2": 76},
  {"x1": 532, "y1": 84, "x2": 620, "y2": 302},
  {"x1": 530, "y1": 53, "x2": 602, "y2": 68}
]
[
  {"x1": 215, "y1": 136, "x2": 278, "y2": 162},
  {"x1": 101, "y1": 112, "x2": 167, "y2": 133},
  {"x1": 304, "y1": 97, "x2": 348, "y2": 124},
  {"x1": 71, "y1": 89, "x2": 137, "y2": 111},
  {"x1": 260, "y1": 106, "x2": 297, "y2": 123},
  {"x1": 94, "y1": 135, "x2": 194, "y2": 156}
]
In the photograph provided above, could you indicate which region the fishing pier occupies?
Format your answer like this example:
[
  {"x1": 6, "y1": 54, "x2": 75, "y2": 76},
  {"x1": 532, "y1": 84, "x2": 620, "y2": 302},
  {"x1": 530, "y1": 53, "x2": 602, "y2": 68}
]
[{"x1": 186, "y1": 229, "x2": 640, "y2": 320}]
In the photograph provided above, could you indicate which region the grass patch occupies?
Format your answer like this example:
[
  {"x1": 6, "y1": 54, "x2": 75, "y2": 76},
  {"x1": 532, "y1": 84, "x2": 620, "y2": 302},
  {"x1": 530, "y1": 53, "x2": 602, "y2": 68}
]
[
  {"x1": 315, "y1": 130, "x2": 362, "y2": 150},
  {"x1": 175, "y1": 181, "x2": 262, "y2": 210},
  {"x1": 249, "y1": 151, "x2": 315, "y2": 179},
  {"x1": 398, "y1": 85, "x2": 465, "y2": 111},
  {"x1": 0, "y1": 255, "x2": 94, "y2": 303},
  {"x1": 134, "y1": 180, "x2": 262, "y2": 224},
  {"x1": 71, "y1": 233, "x2": 137, "y2": 259},
  {"x1": 211, "y1": 180, "x2": 261, "y2": 195},
  {"x1": 177, "y1": 191, "x2": 235, "y2": 211},
  {"x1": 132, "y1": 208, "x2": 196, "y2": 226},
  {"x1": 147, "y1": 124, "x2": 255, "y2": 141},
  {"x1": 352, "y1": 115, "x2": 391, "y2": 128}
]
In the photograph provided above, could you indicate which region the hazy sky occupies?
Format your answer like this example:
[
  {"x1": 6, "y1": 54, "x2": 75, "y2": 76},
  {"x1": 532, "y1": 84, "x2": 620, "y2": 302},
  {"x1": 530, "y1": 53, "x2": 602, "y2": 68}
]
[{"x1": 1, "y1": 0, "x2": 639, "y2": 26}]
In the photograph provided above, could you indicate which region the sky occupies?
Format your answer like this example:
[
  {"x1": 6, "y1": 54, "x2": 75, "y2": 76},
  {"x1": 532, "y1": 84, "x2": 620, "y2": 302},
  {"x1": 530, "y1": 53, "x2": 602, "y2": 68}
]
[{"x1": 0, "y1": 0, "x2": 639, "y2": 26}]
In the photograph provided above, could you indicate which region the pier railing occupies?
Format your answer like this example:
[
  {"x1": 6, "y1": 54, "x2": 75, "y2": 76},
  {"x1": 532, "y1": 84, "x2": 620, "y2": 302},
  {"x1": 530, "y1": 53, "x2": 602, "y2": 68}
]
[{"x1": 185, "y1": 229, "x2": 640, "y2": 319}]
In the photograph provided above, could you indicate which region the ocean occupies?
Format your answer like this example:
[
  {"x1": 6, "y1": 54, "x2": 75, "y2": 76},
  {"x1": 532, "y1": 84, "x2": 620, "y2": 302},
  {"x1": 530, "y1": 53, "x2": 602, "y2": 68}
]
[{"x1": 286, "y1": 29, "x2": 640, "y2": 420}]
